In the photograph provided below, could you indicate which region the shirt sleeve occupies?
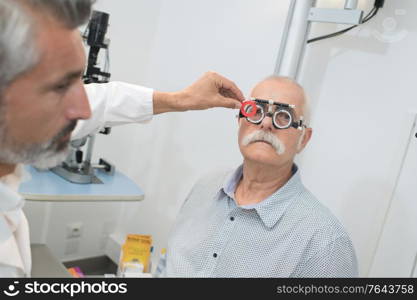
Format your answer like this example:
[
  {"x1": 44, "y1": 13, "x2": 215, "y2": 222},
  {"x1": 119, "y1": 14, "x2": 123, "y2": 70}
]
[
  {"x1": 71, "y1": 81, "x2": 154, "y2": 140},
  {"x1": 292, "y1": 236, "x2": 359, "y2": 278}
]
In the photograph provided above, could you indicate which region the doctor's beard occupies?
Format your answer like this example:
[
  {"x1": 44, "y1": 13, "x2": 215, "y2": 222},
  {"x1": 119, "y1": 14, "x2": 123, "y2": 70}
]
[{"x1": 0, "y1": 117, "x2": 77, "y2": 169}]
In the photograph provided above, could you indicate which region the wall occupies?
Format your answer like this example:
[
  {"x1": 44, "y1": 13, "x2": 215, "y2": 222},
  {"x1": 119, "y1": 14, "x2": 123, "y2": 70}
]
[
  {"x1": 298, "y1": 0, "x2": 417, "y2": 275},
  {"x1": 369, "y1": 115, "x2": 417, "y2": 277}
]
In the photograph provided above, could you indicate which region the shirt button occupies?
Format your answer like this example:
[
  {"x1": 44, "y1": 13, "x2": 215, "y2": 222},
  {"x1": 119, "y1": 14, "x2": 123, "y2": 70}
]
[
  {"x1": 213, "y1": 253, "x2": 218, "y2": 258},
  {"x1": 230, "y1": 217, "x2": 235, "y2": 221}
]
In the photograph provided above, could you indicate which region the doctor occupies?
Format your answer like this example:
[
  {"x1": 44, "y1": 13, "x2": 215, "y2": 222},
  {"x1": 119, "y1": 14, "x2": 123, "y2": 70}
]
[{"x1": 0, "y1": 0, "x2": 244, "y2": 277}]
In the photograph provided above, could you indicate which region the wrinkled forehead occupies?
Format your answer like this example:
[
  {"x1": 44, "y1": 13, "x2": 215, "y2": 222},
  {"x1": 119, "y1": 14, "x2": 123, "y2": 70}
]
[{"x1": 250, "y1": 79, "x2": 305, "y2": 115}]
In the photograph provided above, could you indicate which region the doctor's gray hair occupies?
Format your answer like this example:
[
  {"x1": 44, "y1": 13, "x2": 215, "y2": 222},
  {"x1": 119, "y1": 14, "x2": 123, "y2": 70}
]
[{"x1": 0, "y1": 0, "x2": 94, "y2": 91}]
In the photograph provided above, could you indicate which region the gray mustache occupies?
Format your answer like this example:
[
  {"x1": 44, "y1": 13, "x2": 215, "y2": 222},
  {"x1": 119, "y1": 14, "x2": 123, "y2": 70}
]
[{"x1": 242, "y1": 130, "x2": 285, "y2": 155}]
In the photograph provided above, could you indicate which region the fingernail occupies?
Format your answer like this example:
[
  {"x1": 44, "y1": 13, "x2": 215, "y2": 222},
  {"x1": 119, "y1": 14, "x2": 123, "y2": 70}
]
[{"x1": 235, "y1": 102, "x2": 242, "y2": 109}]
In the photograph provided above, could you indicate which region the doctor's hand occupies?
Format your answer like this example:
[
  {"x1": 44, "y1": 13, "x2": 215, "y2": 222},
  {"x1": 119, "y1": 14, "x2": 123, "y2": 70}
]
[{"x1": 153, "y1": 71, "x2": 244, "y2": 114}]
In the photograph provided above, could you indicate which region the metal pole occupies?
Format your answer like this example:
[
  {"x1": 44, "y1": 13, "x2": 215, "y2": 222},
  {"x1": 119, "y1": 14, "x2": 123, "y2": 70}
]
[
  {"x1": 344, "y1": 0, "x2": 358, "y2": 10},
  {"x1": 85, "y1": 134, "x2": 95, "y2": 165},
  {"x1": 274, "y1": 0, "x2": 316, "y2": 80}
]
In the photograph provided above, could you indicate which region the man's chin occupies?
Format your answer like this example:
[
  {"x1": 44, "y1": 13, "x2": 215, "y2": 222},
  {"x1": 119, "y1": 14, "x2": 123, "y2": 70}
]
[{"x1": 243, "y1": 152, "x2": 281, "y2": 166}]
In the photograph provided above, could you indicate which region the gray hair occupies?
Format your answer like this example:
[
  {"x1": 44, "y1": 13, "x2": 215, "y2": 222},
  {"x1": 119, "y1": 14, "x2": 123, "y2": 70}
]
[{"x1": 0, "y1": 0, "x2": 94, "y2": 91}]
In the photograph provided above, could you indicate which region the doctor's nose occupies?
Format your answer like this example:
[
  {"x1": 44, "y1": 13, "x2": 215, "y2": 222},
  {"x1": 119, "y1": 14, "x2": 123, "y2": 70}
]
[{"x1": 65, "y1": 81, "x2": 92, "y2": 121}]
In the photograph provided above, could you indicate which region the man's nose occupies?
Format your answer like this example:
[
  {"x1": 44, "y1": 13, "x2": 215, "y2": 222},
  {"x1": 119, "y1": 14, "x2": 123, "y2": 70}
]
[
  {"x1": 65, "y1": 81, "x2": 92, "y2": 121},
  {"x1": 260, "y1": 112, "x2": 274, "y2": 131}
]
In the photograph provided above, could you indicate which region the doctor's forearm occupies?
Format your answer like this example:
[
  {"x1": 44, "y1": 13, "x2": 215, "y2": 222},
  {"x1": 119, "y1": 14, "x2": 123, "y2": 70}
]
[
  {"x1": 152, "y1": 72, "x2": 243, "y2": 115},
  {"x1": 153, "y1": 91, "x2": 186, "y2": 115}
]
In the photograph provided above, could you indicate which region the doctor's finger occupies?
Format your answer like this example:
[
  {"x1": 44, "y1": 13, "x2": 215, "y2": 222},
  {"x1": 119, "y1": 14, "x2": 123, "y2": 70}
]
[
  {"x1": 217, "y1": 95, "x2": 242, "y2": 109},
  {"x1": 214, "y1": 74, "x2": 245, "y2": 102}
]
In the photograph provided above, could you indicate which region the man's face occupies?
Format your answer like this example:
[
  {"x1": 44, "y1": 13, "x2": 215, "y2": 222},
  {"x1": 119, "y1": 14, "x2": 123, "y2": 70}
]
[
  {"x1": 238, "y1": 79, "x2": 312, "y2": 168},
  {"x1": 0, "y1": 13, "x2": 91, "y2": 168}
]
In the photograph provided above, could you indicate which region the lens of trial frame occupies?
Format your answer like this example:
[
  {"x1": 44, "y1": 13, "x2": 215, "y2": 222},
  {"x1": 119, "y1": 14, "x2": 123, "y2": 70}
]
[
  {"x1": 274, "y1": 110, "x2": 292, "y2": 128},
  {"x1": 247, "y1": 104, "x2": 264, "y2": 123}
]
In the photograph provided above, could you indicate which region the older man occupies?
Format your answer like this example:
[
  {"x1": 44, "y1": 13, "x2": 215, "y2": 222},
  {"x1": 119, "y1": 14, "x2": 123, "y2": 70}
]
[
  {"x1": 0, "y1": 0, "x2": 243, "y2": 277},
  {"x1": 157, "y1": 76, "x2": 358, "y2": 277}
]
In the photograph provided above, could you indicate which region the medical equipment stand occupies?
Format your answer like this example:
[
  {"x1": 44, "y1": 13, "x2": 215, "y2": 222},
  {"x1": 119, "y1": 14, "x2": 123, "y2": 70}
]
[{"x1": 275, "y1": 0, "x2": 364, "y2": 80}]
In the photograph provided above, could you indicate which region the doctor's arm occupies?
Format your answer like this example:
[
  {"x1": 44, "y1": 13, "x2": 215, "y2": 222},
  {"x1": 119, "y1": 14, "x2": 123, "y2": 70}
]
[
  {"x1": 71, "y1": 81, "x2": 154, "y2": 140},
  {"x1": 71, "y1": 72, "x2": 244, "y2": 140}
]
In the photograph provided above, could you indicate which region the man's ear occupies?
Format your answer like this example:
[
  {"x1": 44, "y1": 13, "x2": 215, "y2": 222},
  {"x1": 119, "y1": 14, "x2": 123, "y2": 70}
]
[{"x1": 296, "y1": 127, "x2": 312, "y2": 153}]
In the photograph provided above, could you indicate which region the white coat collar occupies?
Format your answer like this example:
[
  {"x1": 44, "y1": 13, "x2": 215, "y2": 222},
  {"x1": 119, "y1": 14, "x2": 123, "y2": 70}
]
[{"x1": 0, "y1": 164, "x2": 31, "y2": 276}]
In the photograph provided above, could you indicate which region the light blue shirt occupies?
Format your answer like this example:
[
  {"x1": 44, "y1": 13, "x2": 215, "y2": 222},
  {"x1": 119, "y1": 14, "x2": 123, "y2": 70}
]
[{"x1": 156, "y1": 164, "x2": 358, "y2": 277}]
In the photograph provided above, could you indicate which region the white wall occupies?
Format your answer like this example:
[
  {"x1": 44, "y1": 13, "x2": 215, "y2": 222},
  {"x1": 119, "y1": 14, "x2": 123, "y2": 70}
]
[
  {"x1": 298, "y1": 0, "x2": 417, "y2": 275},
  {"x1": 369, "y1": 115, "x2": 417, "y2": 277}
]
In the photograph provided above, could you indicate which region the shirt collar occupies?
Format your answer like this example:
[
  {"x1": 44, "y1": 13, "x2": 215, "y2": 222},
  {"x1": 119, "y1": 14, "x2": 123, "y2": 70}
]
[
  {"x1": 219, "y1": 163, "x2": 303, "y2": 229},
  {"x1": 222, "y1": 165, "x2": 243, "y2": 200}
]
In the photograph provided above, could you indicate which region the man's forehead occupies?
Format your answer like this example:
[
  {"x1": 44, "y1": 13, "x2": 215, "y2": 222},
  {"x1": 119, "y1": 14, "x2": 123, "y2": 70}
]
[{"x1": 250, "y1": 84, "x2": 304, "y2": 108}]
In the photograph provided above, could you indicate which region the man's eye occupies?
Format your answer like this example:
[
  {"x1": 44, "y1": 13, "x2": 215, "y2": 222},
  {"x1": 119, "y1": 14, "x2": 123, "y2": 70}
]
[{"x1": 54, "y1": 83, "x2": 71, "y2": 93}]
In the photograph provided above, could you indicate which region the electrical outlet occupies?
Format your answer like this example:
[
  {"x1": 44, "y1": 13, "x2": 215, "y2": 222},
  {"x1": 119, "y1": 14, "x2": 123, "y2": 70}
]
[{"x1": 66, "y1": 222, "x2": 83, "y2": 239}]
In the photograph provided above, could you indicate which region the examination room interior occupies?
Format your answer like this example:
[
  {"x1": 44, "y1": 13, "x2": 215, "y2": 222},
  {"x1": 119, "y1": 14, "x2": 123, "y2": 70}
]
[{"x1": 21, "y1": 0, "x2": 417, "y2": 277}]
